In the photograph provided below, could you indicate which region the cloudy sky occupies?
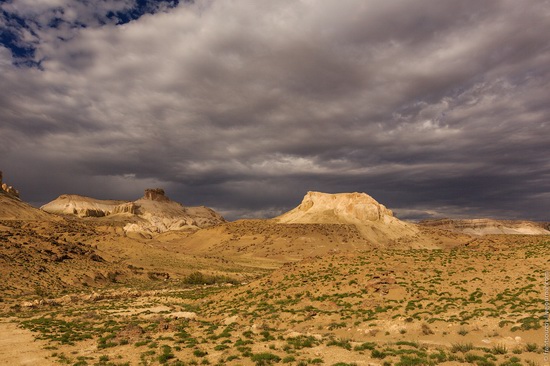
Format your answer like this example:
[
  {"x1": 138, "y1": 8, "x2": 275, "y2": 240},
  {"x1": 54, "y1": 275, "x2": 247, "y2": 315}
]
[{"x1": 1, "y1": 0, "x2": 549, "y2": 221}]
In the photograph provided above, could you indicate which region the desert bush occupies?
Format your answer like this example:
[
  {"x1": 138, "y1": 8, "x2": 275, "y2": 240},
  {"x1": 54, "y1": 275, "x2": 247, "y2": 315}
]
[
  {"x1": 396, "y1": 341, "x2": 419, "y2": 348},
  {"x1": 251, "y1": 352, "x2": 281, "y2": 365},
  {"x1": 193, "y1": 349, "x2": 208, "y2": 357},
  {"x1": 421, "y1": 323, "x2": 434, "y2": 335},
  {"x1": 286, "y1": 335, "x2": 319, "y2": 349},
  {"x1": 327, "y1": 338, "x2": 352, "y2": 350},
  {"x1": 371, "y1": 349, "x2": 387, "y2": 359},
  {"x1": 354, "y1": 342, "x2": 376, "y2": 351},
  {"x1": 450, "y1": 342, "x2": 474, "y2": 353},
  {"x1": 158, "y1": 345, "x2": 174, "y2": 364},
  {"x1": 183, "y1": 271, "x2": 239, "y2": 286},
  {"x1": 491, "y1": 344, "x2": 507, "y2": 355}
]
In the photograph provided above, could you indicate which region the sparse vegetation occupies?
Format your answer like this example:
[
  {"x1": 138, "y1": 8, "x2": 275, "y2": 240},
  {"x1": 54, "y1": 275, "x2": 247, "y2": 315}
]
[
  {"x1": 1, "y1": 213, "x2": 548, "y2": 365},
  {"x1": 182, "y1": 271, "x2": 240, "y2": 286}
]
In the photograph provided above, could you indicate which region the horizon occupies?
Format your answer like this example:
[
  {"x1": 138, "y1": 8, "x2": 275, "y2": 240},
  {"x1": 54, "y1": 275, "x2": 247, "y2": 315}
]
[
  {"x1": 4, "y1": 177, "x2": 549, "y2": 224},
  {"x1": 1, "y1": 1, "x2": 549, "y2": 222}
]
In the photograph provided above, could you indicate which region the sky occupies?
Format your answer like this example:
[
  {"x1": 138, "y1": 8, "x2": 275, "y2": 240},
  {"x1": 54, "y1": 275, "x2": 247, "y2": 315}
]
[{"x1": 1, "y1": 0, "x2": 549, "y2": 222}]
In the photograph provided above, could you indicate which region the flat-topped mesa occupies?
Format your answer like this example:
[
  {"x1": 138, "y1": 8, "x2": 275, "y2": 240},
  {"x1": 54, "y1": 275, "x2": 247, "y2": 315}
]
[
  {"x1": 295, "y1": 191, "x2": 394, "y2": 222},
  {"x1": 277, "y1": 191, "x2": 396, "y2": 225},
  {"x1": 143, "y1": 188, "x2": 170, "y2": 202},
  {"x1": 275, "y1": 191, "x2": 426, "y2": 246}
]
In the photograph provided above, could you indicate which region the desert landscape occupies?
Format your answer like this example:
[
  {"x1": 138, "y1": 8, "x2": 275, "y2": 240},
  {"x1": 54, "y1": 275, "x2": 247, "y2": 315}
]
[
  {"x1": 1, "y1": 1, "x2": 549, "y2": 365},
  {"x1": 1, "y1": 171, "x2": 549, "y2": 366}
]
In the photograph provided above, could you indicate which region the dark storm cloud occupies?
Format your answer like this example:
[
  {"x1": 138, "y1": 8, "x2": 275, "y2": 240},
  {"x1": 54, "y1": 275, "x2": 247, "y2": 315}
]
[{"x1": 1, "y1": 0, "x2": 549, "y2": 221}]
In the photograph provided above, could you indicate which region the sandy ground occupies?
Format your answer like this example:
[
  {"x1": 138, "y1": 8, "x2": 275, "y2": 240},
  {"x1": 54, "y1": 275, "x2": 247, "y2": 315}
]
[{"x1": 0, "y1": 319, "x2": 54, "y2": 366}]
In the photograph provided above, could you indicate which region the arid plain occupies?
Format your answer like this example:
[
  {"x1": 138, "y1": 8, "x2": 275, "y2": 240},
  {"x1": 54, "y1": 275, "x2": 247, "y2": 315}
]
[{"x1": 1, "y1": 174, "x2": 549, "y2": 366}]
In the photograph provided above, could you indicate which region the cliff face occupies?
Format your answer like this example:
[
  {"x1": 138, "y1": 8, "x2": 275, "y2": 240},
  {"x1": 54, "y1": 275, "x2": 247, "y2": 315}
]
[{"x1": 111, "y1": 202, "x2": 139, "y2": 215}]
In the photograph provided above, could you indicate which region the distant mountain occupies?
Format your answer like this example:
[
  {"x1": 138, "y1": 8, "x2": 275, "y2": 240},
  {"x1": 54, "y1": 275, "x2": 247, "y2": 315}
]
[
  {"x1": 419, "y1": 218, "x2": 550, "y2": 236},
  {"x1": 41, "y1": 188, "x2": 225, "y2": 236}
]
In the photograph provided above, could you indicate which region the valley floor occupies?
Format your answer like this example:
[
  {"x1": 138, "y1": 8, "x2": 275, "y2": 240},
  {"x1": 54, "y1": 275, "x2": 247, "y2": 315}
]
[{"x1": 1, "y1": 235, "x2": 549, "y2": 366}]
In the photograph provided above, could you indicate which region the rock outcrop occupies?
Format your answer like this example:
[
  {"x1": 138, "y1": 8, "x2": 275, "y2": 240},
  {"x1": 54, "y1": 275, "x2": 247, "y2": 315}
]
[
  {"x1": 277, "y1": 191, "x2": 395, "y2": 224},
  {"x1": 40, "y1": 195, "x2": 127, "y2": 217},
  {"x1": 0, "y1": 171, "x2": 51, "y2": 220},
  {"x1": 111, "y1": 202, "x2": 139, "y2": 215},
  {"x1": 144, "y1": 188, "x2": 169, "y2": 202},
  {"x1": 419, "y1": 218, "x2": 550, "y2": 236},
  {"x1": 41, "y1": 189, "x2": 225, "y2": 235},
  {"x1": 275, "y1": 191, "x2": 420, "y2": 244},
  {"x1": 0, "y1": 171, "x2": 20, "y2": 198},
  {"x1": 122, "y1": 189, "x2": 225, "y2": 235}
]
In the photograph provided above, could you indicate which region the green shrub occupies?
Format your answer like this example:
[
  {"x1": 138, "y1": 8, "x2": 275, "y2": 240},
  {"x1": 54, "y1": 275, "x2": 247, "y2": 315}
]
[
  {"x1": 450, "y1": 342, "x2": 474, "y2": 353},
  {"x1": 183, "y1": 272, "x2": 239, "y2": 286},
  {"x1": 193, "y1": 349, "x2": 208, "y2": 357},
  {"x1": 491, "y1": 344, "x2": 507, "y2": 355},
  {"x1": 371, "y1": 349, "x2": 387, "y2": 359},
  {"x1": 251, "y1": 352, "x2": 281, "y2": 365},
  {"x1": 327, "y1": 339, "x2": 352, "y2": 350},
  {"x1": 286, "y1": 336, "x2": 319, "y2": 349},
  {"x1": 354, "y1": 342, "x2": 376, "y2": 351}
]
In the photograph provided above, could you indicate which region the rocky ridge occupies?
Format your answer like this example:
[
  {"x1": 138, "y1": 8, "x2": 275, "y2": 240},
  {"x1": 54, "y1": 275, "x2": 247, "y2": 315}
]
[
  {"x1": 419, "y1": 218, "x2": 550, "y2": 236},
  {"x1": 40, "y1": 194, "x2": 127, "y2": 217},
  {"x1": 0, "y1": 171, "x2": 51, "y2": 220},
  {"x1": 0, "y1": 171, "x2": 20, "y2": 198},
  {"x1": 121, "y1": 189, "x2": 225, "y2": 236},
  {"x1": 41, "y1": 189, "x2": 225, "y2": 235}
]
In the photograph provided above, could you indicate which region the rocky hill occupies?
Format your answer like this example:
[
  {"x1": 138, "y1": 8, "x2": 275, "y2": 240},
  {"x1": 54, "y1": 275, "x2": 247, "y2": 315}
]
[
  {"x1": 0, "y1": 219, "x2": 130, "y2": 296},
  {"x1": 41, "y1": 188, "x2": 225, "y2": 236},
  {"x1": 275, "y1": 191, "x2": 421, "y2": 244},
  {"x1": 0, "y1": 171, "x2": 52, "y2": 221},
  {"x1": 40, "y1": 194, "x2": 127, "y2": 217},
  {"x1": 120, "y1": 189, "x2": 225, "y2": 236},
  {"x1": 170, "y1": 192, "x2": 469, "y2": 264},
  {"x1": 419, "y1": 218, "x2": 550, "y2": 235},
  {"x1": 0, "y1": 170, "x2": 20, "y2": 198}
]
